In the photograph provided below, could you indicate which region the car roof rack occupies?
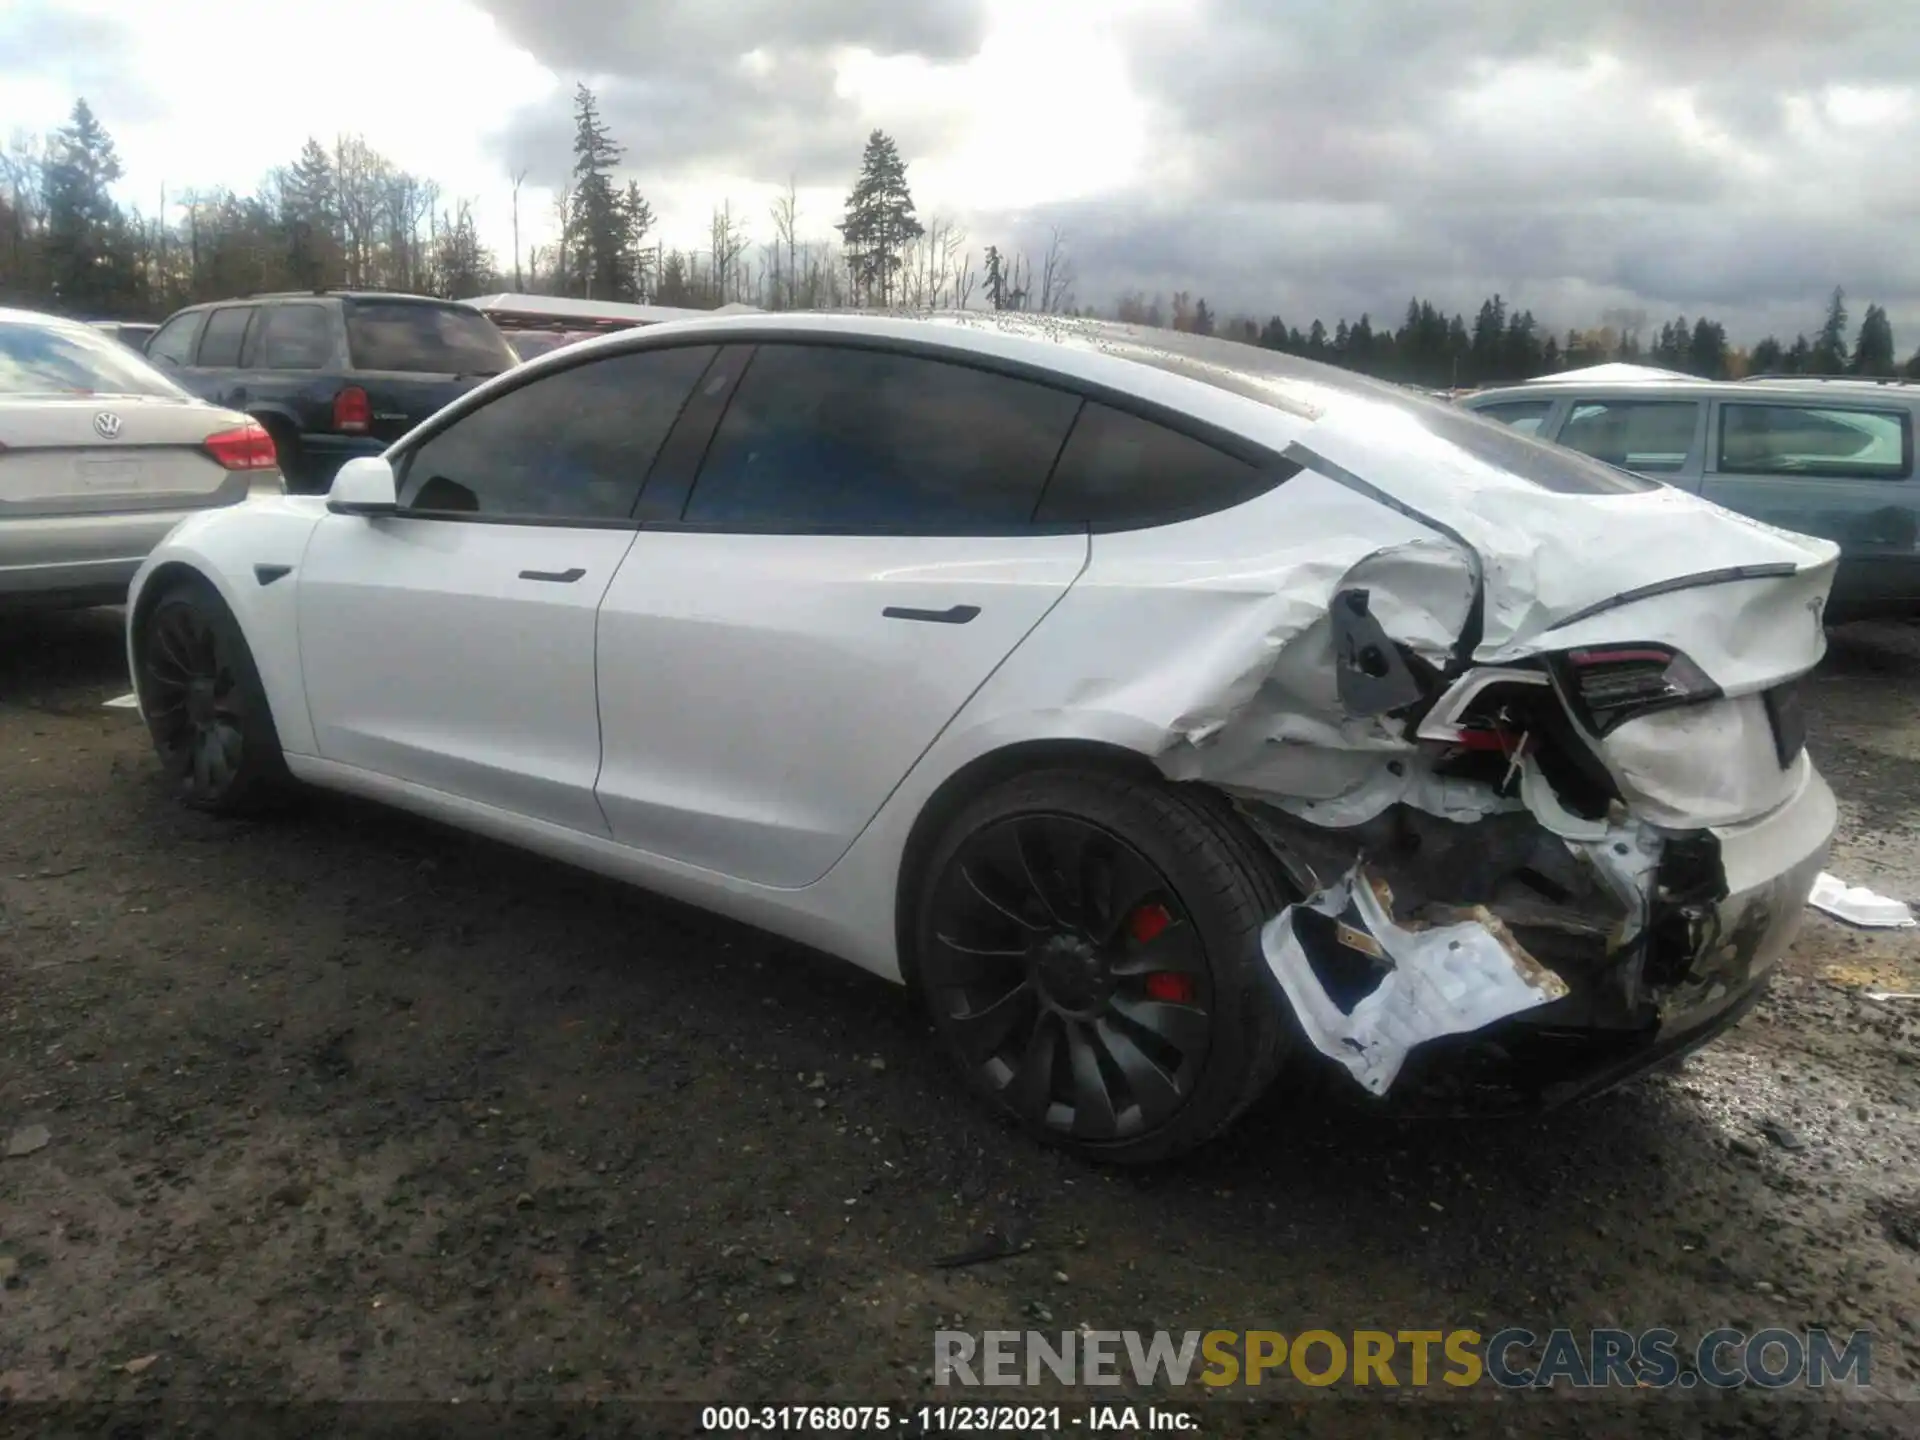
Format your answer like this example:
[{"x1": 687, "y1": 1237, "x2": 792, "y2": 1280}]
[{"x1": 239, "y1": 287, "x2": 444, "y2": 301}]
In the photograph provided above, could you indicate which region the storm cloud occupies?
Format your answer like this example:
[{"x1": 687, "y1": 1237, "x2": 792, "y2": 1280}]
[
  {"x1": 478, "y1": 0, "x2": 990, "y2": 186},
  {"x1": 471, "y1": 0, "x2": 1920, "y2": 341}
]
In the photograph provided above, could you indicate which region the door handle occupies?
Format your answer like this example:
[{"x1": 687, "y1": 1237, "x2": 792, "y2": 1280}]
[
  {"x1": 882, "y1": 604, "x2": 980, "y2": 625},
  {"x1": 519, "y1": 567, "x2": 586, "y2": 583}
]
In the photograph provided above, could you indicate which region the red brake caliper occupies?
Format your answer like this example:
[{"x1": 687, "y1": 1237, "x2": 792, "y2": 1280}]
[{"x1": 1128, "y1": 904, "x2": 1194, "y2": 1003}]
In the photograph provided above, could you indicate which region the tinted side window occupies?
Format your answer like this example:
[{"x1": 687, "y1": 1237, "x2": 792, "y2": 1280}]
[
  {"x1": 682, "y1": 344, "x2": 1083, "y2": 533},
  {"x1": 1719, "y1": 403, "x2": 1912, "y2": 480},
  {"x1": 1473, "y1": 399, "x2": 1554, "y2": 435},
  {"x1": 258, "y1": 304, "x2": 333, "y2": 370},
  {"x1": 396, "y1": 345, "x2": 717, "y2": 521},
  {"x1": 1557, "y1": 399, "x2": 1699, "y2": 474},
  {"x1": 146, "y1": 312, "x2": 203, "y2": 367},
  {"x1": 1035, "y1": 402, "x2": 1275, "y2": 529},
  {"x1": 197, "y1": 306, "x2": 254, "y2": 368},
  {"x1": 346, "y1": 300, "x2": 516, "y2": 375}
]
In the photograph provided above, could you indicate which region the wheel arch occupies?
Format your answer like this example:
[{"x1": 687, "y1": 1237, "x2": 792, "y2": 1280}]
[
  {"x1": 128, "y1": 527, "x2": 320, "y2": 757},
  {"x1": 891, "y1": 737, "x2": 1165, "y2": 990}
]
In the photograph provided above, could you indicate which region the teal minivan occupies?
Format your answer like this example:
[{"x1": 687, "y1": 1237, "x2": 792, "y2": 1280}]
[{"x1": 1460, "y1": 376, "x2": 1918, "y2": 622}]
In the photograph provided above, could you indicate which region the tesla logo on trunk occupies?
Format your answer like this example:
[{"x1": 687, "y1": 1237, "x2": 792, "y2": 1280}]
[{"x1": 92, "y1": 411, "x2": 122, "y2": 439}]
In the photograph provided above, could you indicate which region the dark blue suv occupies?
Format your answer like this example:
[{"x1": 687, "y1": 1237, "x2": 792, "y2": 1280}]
[{"x1": 144, "y1": 291, "x2": 518, "y2": 493}]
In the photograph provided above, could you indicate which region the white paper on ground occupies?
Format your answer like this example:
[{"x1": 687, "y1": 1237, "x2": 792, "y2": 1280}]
[
  {"x1": 1807, "y1": 872, "x2": 1916, "y2": 929},
  {"x1": 103, "y1": 692, "x2": 140, "y2": 710}
]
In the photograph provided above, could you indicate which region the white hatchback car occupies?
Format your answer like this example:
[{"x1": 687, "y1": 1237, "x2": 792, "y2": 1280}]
[
  {"x1": 125, "y1": 312, "x2": 1837, "y2": 1160},
  {"x1": 1, "y1": 307, "x2": 280, "y2": 610}
]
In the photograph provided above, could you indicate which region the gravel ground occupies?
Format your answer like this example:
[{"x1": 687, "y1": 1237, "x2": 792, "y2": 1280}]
[{"x1": 1, "y1": 606, "x2": 1916, "y2": 1437}]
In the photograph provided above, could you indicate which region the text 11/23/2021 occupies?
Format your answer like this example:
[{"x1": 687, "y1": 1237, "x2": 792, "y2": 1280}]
[{"x1": 701, "y1": 1403, "x2": 1199, "y2": 1432}]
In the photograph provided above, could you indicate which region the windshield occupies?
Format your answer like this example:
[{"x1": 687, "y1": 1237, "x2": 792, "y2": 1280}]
[
  {"x1": 0, "y1": 319, "x2": 183, "y2": 398},
  {"x1": 344, "y1": 301, "x2": 516, "y2": 376}
]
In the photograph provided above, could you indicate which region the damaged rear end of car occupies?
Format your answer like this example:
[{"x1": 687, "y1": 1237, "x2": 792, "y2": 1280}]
[{"x1": 1141, "y1": 379, "x2": 1840, "y2": 1113}]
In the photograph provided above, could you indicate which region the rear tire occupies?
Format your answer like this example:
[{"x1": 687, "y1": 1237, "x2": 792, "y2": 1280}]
[
  {"x1": 137, "y1": 576, "x2": 289, "y2": 814},
  {"x1": 911, "y1": 768, "x2": 1298, "y2": 1164}
]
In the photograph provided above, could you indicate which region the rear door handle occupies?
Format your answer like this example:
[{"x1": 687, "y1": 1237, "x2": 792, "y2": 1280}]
[
  {"x1": 519, "y1": 567, "x2": 586, "y2": 583},
  {"x1": 882, "y1": 604, "x2": 980, "y2": 625}
]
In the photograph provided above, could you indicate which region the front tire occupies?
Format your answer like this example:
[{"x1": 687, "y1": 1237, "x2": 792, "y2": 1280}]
[
  {"x1": 912, "y1": 769, "x2": 1297, "y2": 1164},
  {"x1": 137, "y1": 576, "x2": 288, "y2": 814}
]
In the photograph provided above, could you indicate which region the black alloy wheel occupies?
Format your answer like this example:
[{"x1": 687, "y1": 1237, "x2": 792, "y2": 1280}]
[
  {"x1": 139, "y1": 579, "x2": 287, "y2": 812},
  {"x1": 915, "y1": 770, "x2": 1296, "y2": 1162}
]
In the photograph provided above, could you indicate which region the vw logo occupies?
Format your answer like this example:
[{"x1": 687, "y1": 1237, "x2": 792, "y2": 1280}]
[{"x1": 92, "y1": 411, "x2": 122, "y2": 439}]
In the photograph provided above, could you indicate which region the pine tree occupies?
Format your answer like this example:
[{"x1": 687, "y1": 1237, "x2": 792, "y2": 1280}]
[
  {"x1": 1349, "y1": 313, "x2": 1375, "y2": 368},
  {"x1": 41, "y1": 98, "x2": 140, "y2": 313},
  {"x1": 280, "y1": 138, "x2": 339, "y2": 290},
  {"x1": 1688, "y1": 318, "x2": 1728, "y2": 379},
  {"x1": 1852, "y1": 303, "x2": 1895, "y2": 376},
  {"x1": 565, "y1": 85, "x2": 630, "y2": 300},
  {"x1": 1258, "y1": 315, "x2": 1288, "y2": 350},
  {"x1": 837, "y1": 129, "x2": 922, "y2": 308},
  {"x1": 1749, "y1": 336, "x2": 1785, "y2": 375},
  {"x1": 1503, "y1": 308, "x2": 1542, "y2": 381},
  {"x1": 1193, "y1": 298, "x2": 1215, "y2": 336},
  {"x1": 1468, "y1": 295, "x2": 1506, "y2": 382},
  {"x1": 1810, "y1": 287, "x2": 1849, "y2": 373},
  {"x1": 431, "y1": 202, "x2": 492, "y2": 299}
]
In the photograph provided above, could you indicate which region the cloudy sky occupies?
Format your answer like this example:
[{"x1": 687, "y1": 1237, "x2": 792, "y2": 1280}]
[{"x1": 3, "y1": 0, "x2": 1916, "y2": 348}]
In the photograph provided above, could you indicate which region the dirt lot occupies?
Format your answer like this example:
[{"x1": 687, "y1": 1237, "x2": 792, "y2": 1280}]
[{"x1": 2, "y1": 606, "x2": 1917, "y2": 1435}]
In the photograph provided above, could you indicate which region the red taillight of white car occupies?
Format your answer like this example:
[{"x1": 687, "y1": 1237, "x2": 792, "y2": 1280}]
[
  {"x1": 202, "y1": 421, "x2": 278, "y2": 471},
  {"x1": 1556, "y1": 645, "x2": 1720, "y2": 736}
]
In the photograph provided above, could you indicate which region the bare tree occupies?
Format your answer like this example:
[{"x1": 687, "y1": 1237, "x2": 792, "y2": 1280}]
[
  {"x1": 952, "y1": 249, "x2": 977, "y2": 309},
  {"x1": 509, "y1": 167, "x2": 527, "y2": 291},
  {"x1": 550, "y1": 183, "x2": 573, "y2": 295},
  {"x1": 768, "y1": 177, "x2": 800, "y2": 311},
  {"x1": 1039, "y1": 228, "x2": 1074, "y2": 314},
  {"x1": 709, "y1": 201, "x2": 748, "y2": 305}
]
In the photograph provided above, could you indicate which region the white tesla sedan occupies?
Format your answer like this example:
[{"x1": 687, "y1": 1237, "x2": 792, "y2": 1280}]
[{"x1": 124, "y1": 312, "x2": 1837, "y2": 1160}]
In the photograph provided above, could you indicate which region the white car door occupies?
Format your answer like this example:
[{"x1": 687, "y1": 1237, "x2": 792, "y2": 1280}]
[
  {"x1": 297, "y1": 343, "x2": 722, "y2": 834},
  {"x1": 594, "y1": 340, "x2": 1090, "y2": 888}
]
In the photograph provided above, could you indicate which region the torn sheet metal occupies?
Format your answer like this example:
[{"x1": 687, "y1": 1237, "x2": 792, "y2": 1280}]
[
  {"x1": 1261, "y1": 865, "x2": 1571, "y2": 1096},
  {"x1": 1808, "y1": 873, "x2": 1916, "y2": 929},
  {"x1": 1285, "y1": 413, "x2": 1838, "y2": 677}
]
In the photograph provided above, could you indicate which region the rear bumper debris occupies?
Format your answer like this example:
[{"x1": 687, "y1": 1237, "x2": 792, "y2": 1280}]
[
  {"x1": 1261, "y1": 865, "x2": 1569, "y2": 1096},
  {"x1": 1254, "y1": 763, "x2": 1834, "y2": 1110}
]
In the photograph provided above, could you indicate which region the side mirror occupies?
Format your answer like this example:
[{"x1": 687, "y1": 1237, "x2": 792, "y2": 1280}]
[{"x1": 327, "y1": 456, "x2": 398, "y2": 516}]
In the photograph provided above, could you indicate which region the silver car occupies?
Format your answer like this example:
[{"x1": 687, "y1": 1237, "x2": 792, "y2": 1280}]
[
  {"x1": 1459, "y1": 374, "x2": 1920, "y2": 622},
  {"x1": 1, "y1": 307, "x2": 282, "y2": 611}
]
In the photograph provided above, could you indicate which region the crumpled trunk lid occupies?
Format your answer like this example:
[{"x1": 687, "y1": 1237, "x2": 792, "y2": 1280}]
[{"x1": 1290, "y1": 408, "x2": 1840, "y2": 692}]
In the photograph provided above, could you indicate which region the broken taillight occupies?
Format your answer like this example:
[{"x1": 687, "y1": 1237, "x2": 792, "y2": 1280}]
[{"x1": 1557, "y1": 645, "x2": 1719, "y2": 735}]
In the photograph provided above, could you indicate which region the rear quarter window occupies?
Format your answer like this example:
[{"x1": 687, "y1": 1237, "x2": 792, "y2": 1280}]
[
  {"x1": 1035, "y1": 402, "x2": 1284, "y2": 529},
  {"x1": 1718, "y1": 403, "x2": 1913, "y2": 480},
  {"x1": 345, "y1": 302, "x2": 517, "y2": 376}
]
